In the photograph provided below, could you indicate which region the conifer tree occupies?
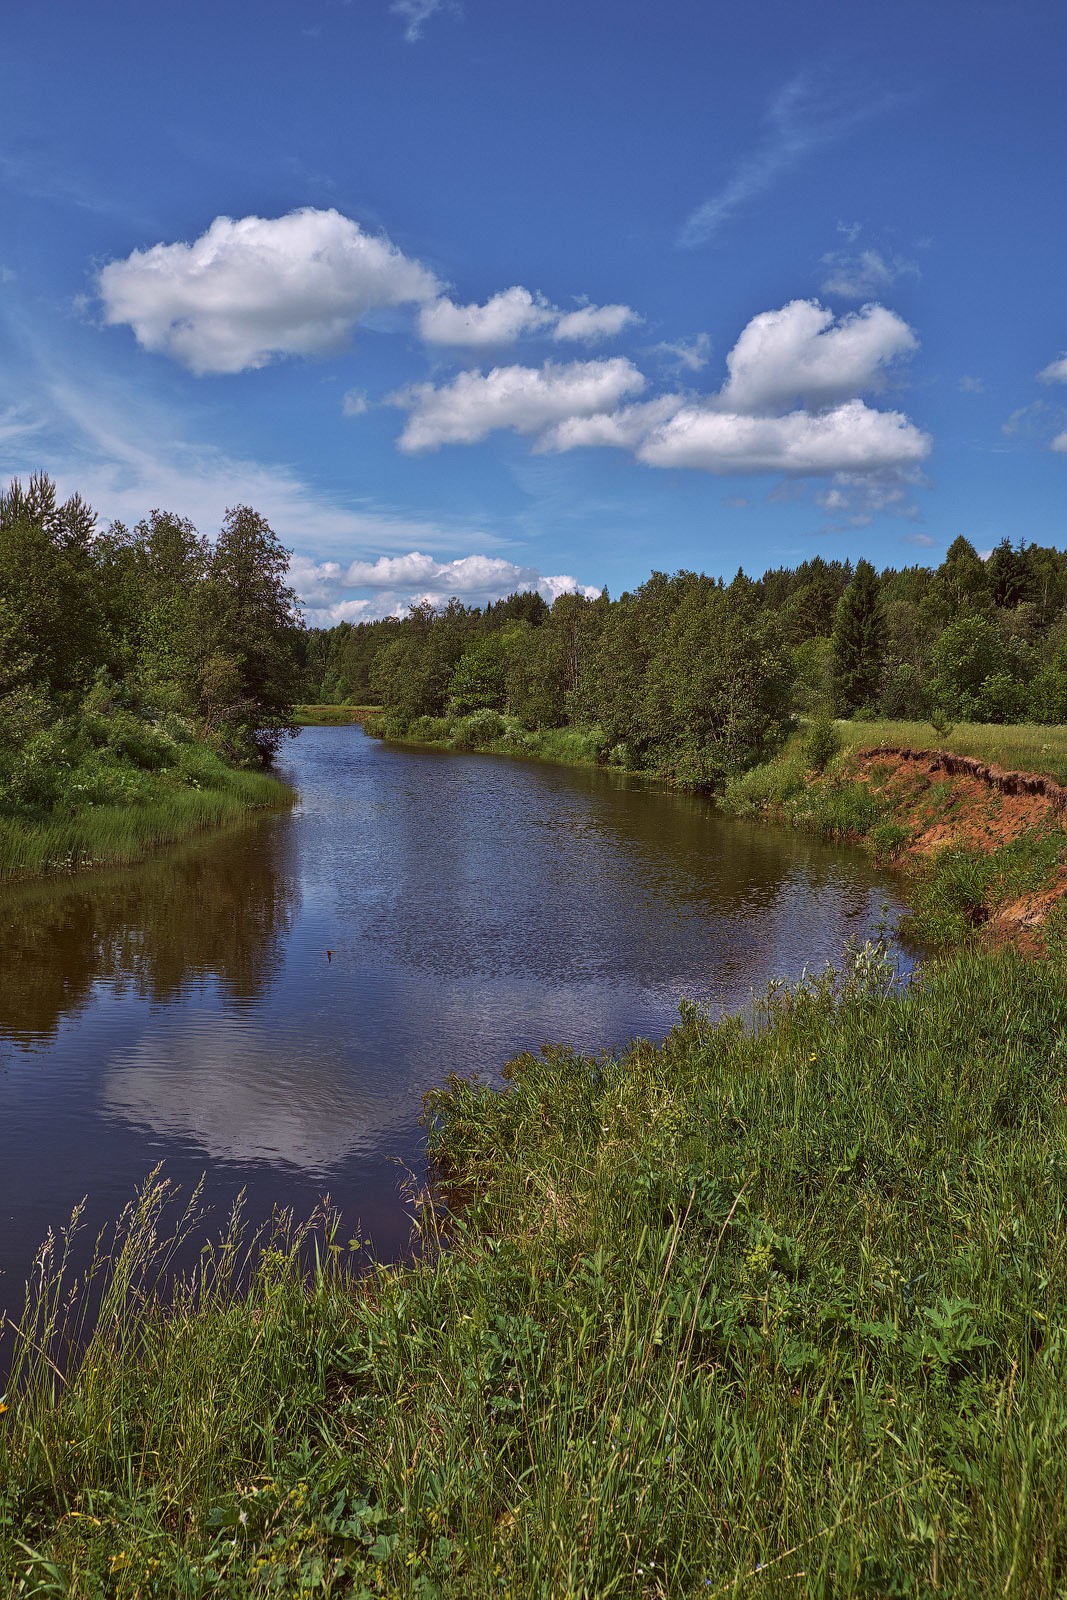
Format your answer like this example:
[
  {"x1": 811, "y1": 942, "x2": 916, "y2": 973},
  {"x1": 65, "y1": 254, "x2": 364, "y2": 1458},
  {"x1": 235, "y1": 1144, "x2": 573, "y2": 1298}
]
[{"x1": 830, "y1": 558, "x2": 884, "y2": 715}]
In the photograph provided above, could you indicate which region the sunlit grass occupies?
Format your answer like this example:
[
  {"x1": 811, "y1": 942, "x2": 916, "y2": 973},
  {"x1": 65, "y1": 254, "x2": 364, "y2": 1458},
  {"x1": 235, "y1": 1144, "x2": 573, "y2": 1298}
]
[
  {"x1": 292, "y1": 704, "x2": 381, "y2": 725},
  {"x1": 834, "y1": 718, "x2": 1067, "y2": 784}
]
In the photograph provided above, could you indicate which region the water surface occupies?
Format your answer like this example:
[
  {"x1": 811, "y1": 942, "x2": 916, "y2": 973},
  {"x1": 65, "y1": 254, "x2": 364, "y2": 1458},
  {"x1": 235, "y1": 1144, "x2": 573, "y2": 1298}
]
[{"x1": 0, "y1": 727, "x2": 911, "y2": 1310}]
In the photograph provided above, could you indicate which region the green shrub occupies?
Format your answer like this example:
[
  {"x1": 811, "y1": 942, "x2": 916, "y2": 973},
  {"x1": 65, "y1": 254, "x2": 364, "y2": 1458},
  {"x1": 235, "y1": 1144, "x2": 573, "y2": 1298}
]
[
  {"x1": 868, "y1": 820, "x2": 910, "y2": 863},
  {"x1": 720, "y1": 755, "x2": 805, "y2": 815},
  {"x1": 803, "y1": 713, "x2": 842, "y2": 772}
]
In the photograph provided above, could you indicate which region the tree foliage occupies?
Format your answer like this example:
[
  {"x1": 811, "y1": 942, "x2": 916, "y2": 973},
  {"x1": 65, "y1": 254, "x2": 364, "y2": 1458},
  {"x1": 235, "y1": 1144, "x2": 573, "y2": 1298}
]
[
  {"x1": 0, "y1": 476, "x2": 303, "y2": 810},
  {"x1": 305, "y1": 530, "x2": 1067, "y2": 790}
]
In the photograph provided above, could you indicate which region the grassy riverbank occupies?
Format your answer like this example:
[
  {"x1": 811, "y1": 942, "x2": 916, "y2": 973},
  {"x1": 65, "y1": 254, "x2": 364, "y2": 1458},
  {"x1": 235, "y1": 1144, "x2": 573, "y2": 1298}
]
[
  {"x1": 3, "y1": 944, "x2": 1067, "y2": 1596},
  {"x1": 365, "y1": 707, "x2": 610, "y2": 768},
  {"x1": 720, "y1": 723, "x2": 1067, "y2": 952},
  {"x1": 367, "y1": 712, "x2": 1067, "y2": 950},
  {"x1": 293, "y1": 705, "x2": 381, "y2": 726},
  {"x1": 367, "y1": 709, "x2": 1067, "y2": 790},
  {"x1": 0, "y1": 725, "x2": 289, "y2": 883}
]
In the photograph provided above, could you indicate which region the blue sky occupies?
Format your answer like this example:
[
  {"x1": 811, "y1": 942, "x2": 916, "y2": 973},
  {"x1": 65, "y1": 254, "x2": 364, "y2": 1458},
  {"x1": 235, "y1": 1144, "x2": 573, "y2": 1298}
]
[{"x1": 2, "y1": 0, "x2": 1066, "y2": 622}]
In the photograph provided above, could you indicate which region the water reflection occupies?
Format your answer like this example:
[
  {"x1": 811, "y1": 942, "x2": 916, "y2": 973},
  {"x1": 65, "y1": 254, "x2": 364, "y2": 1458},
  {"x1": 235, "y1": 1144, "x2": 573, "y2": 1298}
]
[
  {"x1": 0, "y1": 817, "x2": 297, "y2": 1045},
  {"x1": 101, "y1": 1012, "x2": 406, "y2": 1171},
  {"x1": 0, "y1": 728, "x2": 912, "y2": 1310}
]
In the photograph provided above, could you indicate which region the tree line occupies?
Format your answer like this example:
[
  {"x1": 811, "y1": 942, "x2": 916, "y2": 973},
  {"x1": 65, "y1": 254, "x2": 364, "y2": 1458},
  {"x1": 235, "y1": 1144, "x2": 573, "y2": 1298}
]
[
  {"x1": 306, "y1": 535, "x2": 1067, "y2": 787},
  {"x1": 0, "y1": 474, "x2": 303, "y2": 821}
]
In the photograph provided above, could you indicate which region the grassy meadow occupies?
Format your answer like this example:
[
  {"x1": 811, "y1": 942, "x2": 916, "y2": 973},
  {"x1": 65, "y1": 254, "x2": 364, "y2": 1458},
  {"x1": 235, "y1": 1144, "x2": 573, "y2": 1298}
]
[{"x1": 3, "y1": 945, "x2": 1067, "y2": 1595}]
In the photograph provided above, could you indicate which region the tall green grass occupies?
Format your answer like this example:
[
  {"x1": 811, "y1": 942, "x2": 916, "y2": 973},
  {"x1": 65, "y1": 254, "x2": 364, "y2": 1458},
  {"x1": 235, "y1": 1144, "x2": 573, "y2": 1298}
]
[
  {"x1": 369, "y1": 708, "x2": 610, "y2": 769},
  {"x1": 834, "y1": 719, "x2": 1067, "y2": 785},
  {"x1": 0, "y1": 760, "x2": 288, "y2": 881},
  {"x1": 4, "y1": 945, "x2": 1067, "y2": 1595}
]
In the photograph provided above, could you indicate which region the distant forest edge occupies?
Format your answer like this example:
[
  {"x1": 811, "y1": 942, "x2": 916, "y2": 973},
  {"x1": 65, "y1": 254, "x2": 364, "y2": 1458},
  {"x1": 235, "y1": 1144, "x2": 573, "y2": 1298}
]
[
  {"x1": 0, "y1": 475, "x2": 300, "y2": 876},
  {"x1": 306, "y1": 537, "x2": 1067, "y2": 789},
  {"x1": 7, "y1": 464, "x2": 1067, "y2": 858}
]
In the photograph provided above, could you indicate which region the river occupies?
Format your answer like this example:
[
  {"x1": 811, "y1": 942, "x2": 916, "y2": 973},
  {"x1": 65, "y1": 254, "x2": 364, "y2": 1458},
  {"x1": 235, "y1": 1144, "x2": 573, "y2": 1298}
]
[{"x1": 0, "y1": 726, "x2": 912, "y2": 1314}]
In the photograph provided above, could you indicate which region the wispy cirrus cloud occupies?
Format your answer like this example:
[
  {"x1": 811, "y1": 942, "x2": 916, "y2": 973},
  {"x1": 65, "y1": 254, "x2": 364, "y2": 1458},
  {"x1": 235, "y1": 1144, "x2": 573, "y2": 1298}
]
[
  {"x1": 820, "y1": 246, "x2": 919, "y2": 300},
  {"x1": 390, "y1": 0, "x2": 453, "y2": 43},
  {"x1": 648, "y1": 331, "x2": 712, "y2": 374},
  {"x1": 0, "y1": 367, "x2": 504, "y2": 570},
  {"x1": 678, "y1": 72, "x2": 896, "y2": 248},
  {"x1": 1039, "y1": 353, "x2": 1067, "y2": 385}
]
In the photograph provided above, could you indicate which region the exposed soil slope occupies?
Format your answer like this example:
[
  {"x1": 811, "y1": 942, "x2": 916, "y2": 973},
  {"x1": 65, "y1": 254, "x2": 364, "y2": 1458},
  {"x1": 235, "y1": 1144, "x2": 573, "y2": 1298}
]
[{"x1": 850, "y1": 744, "x2": 1067, "y2": 947}]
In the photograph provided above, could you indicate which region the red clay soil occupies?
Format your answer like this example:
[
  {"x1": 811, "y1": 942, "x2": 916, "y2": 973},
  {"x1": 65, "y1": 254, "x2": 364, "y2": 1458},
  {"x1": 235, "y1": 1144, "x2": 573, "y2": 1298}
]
[
  {"x1": 848, "y1": 745, "x2": 1067, "y2": 948},
  {"x1": 852, "y1": 746, "x2": 1066, "y2": 856}
]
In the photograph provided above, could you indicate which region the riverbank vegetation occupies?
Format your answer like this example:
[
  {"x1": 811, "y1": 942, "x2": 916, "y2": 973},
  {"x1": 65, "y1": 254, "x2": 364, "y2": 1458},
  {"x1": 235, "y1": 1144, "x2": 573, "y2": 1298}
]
[
  {"x1": 293, "y1": 704, "x2": 381, "y2": 725},
  {"x1": 9, "y1": 498, "x2": 1067, "y2": 1590},
  {"x1": 4, "y1": 943, "x2": 1067, "y2": 1596},
  {"x1": 306, "y1": 536, "x2": 1067, "y2": 791},
  {"x1": 0, "y1": 475, "x2": 302, "y2": 878}
]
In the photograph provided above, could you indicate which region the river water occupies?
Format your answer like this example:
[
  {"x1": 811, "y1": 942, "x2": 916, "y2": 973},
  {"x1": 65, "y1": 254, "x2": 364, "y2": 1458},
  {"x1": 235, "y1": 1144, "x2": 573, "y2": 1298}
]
[{"x1": 0, "y1": 726, "x2": 912, "y2": 1313}]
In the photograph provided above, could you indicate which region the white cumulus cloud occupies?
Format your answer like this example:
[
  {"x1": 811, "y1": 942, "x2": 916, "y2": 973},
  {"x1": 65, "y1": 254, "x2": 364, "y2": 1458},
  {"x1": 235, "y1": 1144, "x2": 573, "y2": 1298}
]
[
  {"x1": 418, "y1": 287, "x2": 555, "y2": 347},
  {"x1": 718, "y1": 299, "x2": 919, "y2": 414},
  {"x1": 552, "y1": 303, "x2": 638, "y2": 342},
  {"x1": 538, "y1": 396, "x2": 683, "y2": 453},
  {"x1": 394, "y1": 298, "x2": 929, "y2": 483},
  {"x1": 98, "y1": 208, "x2": 440, "y2": 375},
  {"x1": 291, "y1": 549, "x2": 599, "y2": 623},
  {"x1": 636, "y1": 400, "x2": 929, "y2": 476},
  {"x1": 1053, "y1": 430, "x2": 1067, "y2": 454},
  {"x1": 392, "y1": 358, "x2": 645, "y2": 452},
  {"x1": 418, "y1": 287, "x2": 638, "y2": 349}
]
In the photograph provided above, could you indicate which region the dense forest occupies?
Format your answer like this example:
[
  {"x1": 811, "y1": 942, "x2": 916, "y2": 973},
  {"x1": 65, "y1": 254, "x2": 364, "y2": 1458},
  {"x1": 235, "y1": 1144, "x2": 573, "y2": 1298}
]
[
  {"x1": 0, "y1": 474, "x2": 303, "y2": 868},
  {"x1": 306, "y1": 537, "x2": 1067, "y2": 787}
]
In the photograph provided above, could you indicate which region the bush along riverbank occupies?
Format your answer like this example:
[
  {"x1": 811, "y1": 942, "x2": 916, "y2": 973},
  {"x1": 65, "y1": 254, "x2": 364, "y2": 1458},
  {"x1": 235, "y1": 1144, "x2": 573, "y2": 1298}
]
[
  {"x1": 4, "y1": 944, "x2": 1067, "y2": 1595},
  {"x1": 365, "y1": 706, "x2": 613, "y2": 769}
]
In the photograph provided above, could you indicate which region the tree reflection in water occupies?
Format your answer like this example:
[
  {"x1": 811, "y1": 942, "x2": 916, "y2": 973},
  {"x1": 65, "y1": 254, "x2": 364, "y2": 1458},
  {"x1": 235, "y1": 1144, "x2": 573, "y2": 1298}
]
[{"x1": 0, "y1": 812, "x2": 297, "y2": 1047}]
